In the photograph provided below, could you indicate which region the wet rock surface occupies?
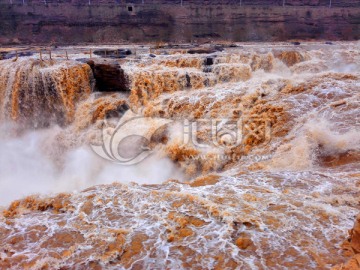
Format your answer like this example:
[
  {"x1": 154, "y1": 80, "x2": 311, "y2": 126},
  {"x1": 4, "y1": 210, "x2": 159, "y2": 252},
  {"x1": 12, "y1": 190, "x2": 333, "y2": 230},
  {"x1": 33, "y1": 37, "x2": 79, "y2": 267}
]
[
  {"x1": 87, "y1": 60, "x2": 129, "y2": 92},
  {"x1": 333, "y1": 215, "x2": 360, "y2": 270}
]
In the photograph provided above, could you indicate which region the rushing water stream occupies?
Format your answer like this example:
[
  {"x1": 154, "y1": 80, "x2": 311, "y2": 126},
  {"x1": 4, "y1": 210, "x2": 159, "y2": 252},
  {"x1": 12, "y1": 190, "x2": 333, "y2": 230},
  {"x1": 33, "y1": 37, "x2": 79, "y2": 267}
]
[{"x1": 0, "y1": 42, "x2": 359, "y2": 269}]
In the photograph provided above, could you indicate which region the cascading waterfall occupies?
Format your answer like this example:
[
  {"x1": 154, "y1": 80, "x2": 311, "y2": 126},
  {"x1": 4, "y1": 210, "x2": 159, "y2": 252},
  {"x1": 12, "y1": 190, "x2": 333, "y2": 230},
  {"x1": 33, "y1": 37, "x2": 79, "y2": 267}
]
[
  {"x1": 0, "y1": 58, "x2": 93, "y2": 128},
  {"x1": 0, "y1": 43, "x2": 359, "y2": 270}
]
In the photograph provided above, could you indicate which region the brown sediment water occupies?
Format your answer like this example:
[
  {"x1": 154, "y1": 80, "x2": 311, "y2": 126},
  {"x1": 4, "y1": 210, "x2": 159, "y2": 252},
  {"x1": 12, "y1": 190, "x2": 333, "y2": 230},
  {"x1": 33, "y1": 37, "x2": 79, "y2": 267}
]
[
  {"x1": 0, "y1": 58, "x2": 93, "y2": 128},
  {"x1": 0, "y1": 42, "x2": 359, "y2": 269}
]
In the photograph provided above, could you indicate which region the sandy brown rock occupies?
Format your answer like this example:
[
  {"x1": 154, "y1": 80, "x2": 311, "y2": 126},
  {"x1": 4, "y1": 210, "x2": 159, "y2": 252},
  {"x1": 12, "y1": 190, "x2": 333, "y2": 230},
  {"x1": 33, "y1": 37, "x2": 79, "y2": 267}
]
[
  {"x1": 333, "y1": 215, "x2": 360, "y2": 270},
  {"x1": 235, "y1": 234, "x2": 253, "y2": 250}
]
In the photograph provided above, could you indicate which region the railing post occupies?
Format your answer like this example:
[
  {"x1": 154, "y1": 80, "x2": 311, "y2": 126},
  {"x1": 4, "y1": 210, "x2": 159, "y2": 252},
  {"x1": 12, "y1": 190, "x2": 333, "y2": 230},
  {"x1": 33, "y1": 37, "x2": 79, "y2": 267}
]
[{"x1": 66, "y1": 50, "x2": 69, "y2": 60}]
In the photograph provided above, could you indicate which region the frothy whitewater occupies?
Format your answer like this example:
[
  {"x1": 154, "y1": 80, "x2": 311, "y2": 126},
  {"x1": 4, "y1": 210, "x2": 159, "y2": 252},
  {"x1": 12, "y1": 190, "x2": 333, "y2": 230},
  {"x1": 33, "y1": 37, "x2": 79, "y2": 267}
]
[{"x1": 0, "y1": 42, "x2": 359, "y2": 269}]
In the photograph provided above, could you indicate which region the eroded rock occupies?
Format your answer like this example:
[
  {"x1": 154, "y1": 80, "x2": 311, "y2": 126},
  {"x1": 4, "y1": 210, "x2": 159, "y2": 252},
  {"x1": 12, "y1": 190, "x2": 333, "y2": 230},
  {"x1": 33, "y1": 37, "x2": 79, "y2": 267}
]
[{"x1": 87, "y1": 60, "x2": 129, "y2": 92}]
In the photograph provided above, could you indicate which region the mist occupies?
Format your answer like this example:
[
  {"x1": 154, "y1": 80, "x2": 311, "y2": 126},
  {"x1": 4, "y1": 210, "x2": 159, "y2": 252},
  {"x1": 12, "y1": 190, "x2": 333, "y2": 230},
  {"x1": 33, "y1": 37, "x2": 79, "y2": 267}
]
[{"x1": 0, "y1": 123, "x2": 184, "y2": 207}]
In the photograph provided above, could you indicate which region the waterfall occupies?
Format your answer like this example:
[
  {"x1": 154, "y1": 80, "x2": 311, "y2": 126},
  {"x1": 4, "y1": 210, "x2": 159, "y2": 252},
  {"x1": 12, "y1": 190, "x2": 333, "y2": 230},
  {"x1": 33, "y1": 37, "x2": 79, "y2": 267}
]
[{"x1": 0, "y1": 58, "x2": 93, "y2": 128}]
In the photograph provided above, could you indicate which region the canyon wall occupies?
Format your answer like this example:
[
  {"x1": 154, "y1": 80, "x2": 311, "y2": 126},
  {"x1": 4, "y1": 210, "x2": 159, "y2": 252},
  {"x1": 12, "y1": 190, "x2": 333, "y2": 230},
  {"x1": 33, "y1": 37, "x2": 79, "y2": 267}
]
[{"x1": 0, "y1": 0, "x2": 360, "y2": 44}]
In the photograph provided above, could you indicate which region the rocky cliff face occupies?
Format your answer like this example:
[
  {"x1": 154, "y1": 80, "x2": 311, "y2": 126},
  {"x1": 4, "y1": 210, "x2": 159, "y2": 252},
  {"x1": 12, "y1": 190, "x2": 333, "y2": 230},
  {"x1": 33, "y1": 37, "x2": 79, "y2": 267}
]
[{"x1": 0, "y1": 0, "x2": 359, "y2": 44}]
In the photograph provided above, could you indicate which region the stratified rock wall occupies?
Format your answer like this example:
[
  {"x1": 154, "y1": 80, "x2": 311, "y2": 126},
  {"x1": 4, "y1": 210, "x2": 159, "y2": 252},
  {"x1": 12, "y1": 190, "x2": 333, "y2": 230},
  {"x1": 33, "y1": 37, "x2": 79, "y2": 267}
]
[{"x1": 0, "y1": 0, "x2": 359, "y2": 44}]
